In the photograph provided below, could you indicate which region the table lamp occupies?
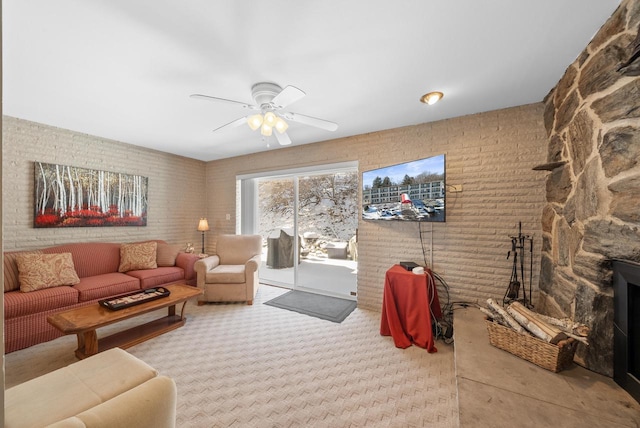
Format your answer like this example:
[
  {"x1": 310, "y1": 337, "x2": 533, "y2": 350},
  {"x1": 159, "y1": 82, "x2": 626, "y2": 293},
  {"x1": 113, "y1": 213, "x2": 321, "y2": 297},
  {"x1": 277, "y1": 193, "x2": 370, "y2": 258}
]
[{"x1": 197, "y1": 218, "x2": 209, "y2": 255}]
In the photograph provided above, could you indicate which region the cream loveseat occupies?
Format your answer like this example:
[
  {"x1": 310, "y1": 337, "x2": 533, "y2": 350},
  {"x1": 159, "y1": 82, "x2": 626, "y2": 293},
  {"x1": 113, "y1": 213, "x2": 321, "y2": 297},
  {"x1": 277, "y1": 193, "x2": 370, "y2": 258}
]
[
  {"x1": 5, "y1": 347, "x2": 177, "y2": 428},
  {"x1": 194, "y1": 234, "x2": 262, "y2": 305}
]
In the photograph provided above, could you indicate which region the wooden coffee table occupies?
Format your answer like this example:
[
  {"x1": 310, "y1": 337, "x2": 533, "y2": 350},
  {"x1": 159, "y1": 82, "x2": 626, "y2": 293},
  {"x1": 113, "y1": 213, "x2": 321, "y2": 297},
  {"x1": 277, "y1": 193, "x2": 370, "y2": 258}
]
[{"x1": 48, "y1": 283, "x2": 202, "y2": 359}]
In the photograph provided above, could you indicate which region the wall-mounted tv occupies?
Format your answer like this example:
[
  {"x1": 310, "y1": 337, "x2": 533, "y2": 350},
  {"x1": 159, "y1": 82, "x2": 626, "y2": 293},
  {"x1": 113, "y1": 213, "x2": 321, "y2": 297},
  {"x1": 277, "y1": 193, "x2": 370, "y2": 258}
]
[{"x1": 362, "y1": 154, "x2": 445, "y2": 222}]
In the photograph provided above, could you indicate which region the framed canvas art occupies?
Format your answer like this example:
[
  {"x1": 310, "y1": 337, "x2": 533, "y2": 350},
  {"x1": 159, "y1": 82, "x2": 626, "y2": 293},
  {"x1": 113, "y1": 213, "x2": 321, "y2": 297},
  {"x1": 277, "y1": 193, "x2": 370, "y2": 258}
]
[{"x1": 34, "y1": 162, "x2": 148, "y2": 228}]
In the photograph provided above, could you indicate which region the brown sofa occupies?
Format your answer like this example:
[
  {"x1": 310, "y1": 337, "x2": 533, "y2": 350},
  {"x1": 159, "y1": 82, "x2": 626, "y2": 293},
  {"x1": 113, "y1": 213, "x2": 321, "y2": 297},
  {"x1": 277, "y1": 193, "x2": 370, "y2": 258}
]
[{"x1": 3, "y1": 240, "x2": 199, "y2": 353}]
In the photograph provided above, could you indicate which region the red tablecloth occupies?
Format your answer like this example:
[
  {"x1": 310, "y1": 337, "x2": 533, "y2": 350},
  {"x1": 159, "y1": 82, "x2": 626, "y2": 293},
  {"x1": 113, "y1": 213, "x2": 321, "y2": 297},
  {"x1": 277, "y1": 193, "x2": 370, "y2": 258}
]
[{"x1": 380, "y1": 265, "x2": 443, "y2": 352}]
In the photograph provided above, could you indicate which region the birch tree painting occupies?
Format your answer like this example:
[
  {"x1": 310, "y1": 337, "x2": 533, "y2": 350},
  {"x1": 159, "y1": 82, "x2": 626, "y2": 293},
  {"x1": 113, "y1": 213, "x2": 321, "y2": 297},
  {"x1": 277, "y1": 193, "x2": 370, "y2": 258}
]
[{"x1": 34, "y1": 162, "x2": 148, "y2": 228}]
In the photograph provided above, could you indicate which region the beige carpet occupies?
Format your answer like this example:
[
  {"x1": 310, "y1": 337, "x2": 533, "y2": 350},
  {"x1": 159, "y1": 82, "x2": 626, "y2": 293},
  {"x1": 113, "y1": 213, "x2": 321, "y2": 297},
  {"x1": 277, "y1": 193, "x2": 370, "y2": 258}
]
[{"x1": 5, "y1": 285, "x2": 459, "y2": 427}]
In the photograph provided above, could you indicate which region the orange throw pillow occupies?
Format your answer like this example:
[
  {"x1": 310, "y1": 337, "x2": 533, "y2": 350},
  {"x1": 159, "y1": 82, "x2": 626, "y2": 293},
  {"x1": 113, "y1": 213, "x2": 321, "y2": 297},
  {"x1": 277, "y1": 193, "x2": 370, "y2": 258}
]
[
  {"x1": 118, "y1": 242, "x2": 158, "y2": 272},
  {"x1": 4, "y1": 250, "x2": 43, "y2": 292},
  {"x1": 16, "y1": 253, "x2": 80, "y2": 292}
]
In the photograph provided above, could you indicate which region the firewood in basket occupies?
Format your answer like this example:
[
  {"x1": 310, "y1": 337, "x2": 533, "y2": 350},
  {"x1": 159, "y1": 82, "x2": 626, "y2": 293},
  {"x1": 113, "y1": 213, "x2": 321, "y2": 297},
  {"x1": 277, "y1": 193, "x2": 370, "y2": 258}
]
[
  {"x1": 506, "y1": 306, "x2": 553, "y2": 342},
  {"x1": 486, "y1": 298, "x2": 528, "y2": 335},
  {"x1": 523, "y1": 309, "x2": 589, "y2": 345},
  {"x1": 533, "y1": 313, "x2": 590, "y2": 337},
  {"x1": 480, "y1": 307, "x2": 508, "y2": 327},
  {"x1": 507, "y1": 302, "x2": 568, "y2": 344},
  {"x1": 480, "y1": 306, "x2": 498, "y2": 320}
]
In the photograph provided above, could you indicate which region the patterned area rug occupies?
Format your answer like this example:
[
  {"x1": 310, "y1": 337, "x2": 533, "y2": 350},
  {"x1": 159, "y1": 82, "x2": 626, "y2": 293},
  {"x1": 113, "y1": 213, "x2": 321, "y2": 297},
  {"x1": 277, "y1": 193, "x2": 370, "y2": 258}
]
[
  {"x1": 264, "y1": 290, "x2": 357, "y2": 323},
  {"x1": 5, "y1": 285, "x2": 459, "y2": 427}
]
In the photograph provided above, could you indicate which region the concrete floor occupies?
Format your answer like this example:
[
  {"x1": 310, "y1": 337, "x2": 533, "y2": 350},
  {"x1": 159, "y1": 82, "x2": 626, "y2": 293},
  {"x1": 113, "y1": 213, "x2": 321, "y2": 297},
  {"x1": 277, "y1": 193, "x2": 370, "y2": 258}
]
[
  {"x1": 453, "y1": 307, "x2": 640, "y2": 427},
  {"x1": 259, "y1": 248, "x2": 358, "y2": 298}
]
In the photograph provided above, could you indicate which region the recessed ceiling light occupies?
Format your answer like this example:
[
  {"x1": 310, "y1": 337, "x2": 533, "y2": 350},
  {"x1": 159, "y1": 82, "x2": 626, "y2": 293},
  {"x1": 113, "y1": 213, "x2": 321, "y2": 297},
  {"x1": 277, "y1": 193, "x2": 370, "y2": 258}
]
[{"x1": 420, "y1": 91, "x2": 444, "y2": 105}]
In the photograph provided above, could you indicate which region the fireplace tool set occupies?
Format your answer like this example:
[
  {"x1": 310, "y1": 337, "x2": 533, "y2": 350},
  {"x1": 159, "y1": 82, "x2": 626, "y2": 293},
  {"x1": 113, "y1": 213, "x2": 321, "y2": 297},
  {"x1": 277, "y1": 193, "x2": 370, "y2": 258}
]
[{"x1": 503, "y1": 222, "x2": 534, "y2": 308}]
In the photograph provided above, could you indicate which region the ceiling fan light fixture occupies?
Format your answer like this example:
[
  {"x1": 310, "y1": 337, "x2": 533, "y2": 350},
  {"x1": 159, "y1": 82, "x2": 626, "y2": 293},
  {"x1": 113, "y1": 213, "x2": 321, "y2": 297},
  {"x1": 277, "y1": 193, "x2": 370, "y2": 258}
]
[
  {"x1": 248, "y1": 114, "x2": 263, "y2": 130},
  {"x1": 264, "y1": 111, "x2": 277, "y2": 126},
  {"x1": 420, "y1": 91, "x2": 444, "y2": 105},
  {"x1": 260, "y1": 123, "x2": 273, "y2": 137},
  {"x1": 275, "y1": 117, "x2": 288, "y2": 133},
  {"x1": 194, "y1": 82, "x2": 337, "y2": 146}
]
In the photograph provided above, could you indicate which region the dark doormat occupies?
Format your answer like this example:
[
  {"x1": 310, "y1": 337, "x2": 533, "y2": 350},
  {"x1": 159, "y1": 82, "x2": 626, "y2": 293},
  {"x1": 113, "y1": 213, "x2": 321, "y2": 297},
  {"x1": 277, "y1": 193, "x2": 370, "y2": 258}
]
[{"x1": 264, "y1": 290, "x2": 356, "y2": 323}]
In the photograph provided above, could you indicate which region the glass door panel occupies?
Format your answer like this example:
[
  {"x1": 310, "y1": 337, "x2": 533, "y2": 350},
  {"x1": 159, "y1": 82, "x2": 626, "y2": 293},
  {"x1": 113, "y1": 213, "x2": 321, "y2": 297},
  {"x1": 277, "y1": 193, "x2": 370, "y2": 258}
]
[
  {"x1": 297, "y1": 171, "x2": 358, "y2": 298},
  {"x1": 257, "y1": 177, "x2": 295, "y2": 288}
]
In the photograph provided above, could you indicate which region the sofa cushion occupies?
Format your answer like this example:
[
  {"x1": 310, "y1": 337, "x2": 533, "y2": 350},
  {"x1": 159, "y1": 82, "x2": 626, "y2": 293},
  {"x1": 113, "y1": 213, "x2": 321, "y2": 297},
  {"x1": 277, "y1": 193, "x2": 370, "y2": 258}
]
[
  {"x1": 72, "y1": 376, "x2": 177, "y2": 428},
  {"x1": 119, "y1": 242, "x2": 158, "y2": 272},
  {"x1": 156, "y1": 244, "x2": 182, "y2": 267},
  {"x1": 4, "y1": 286, "x2": 79, "y2": 318},
  {"x1": 74, "y1": 273, "x2": 141, "y2": 302},
  {"x1": 45, "y1": 417, "x2": 86, "y2": 427},
  {"x1": 205, "y1": 265, "x2": 246, "y2": 284},
  {"x1": 217, "y1": 234, "x2": 262, "y2": 265},
  {"x1": 126, "y1": 267, "x2": 184, "y2": 289},
  {"x1": 5, "y1": 348, "x2": 158, "y2": 428},
  {"x1": 42, "y1": 243, "x2": 122, "y2": 278},
  {"x1": 16, "y1": 253, "x2": 81, "y2": 292},
  {"x1": 4, "y1": 250, "x2": 42, "y2": 292},
  {"x1": 71, "y1": 347, "x2": 159, "y2": 398}
]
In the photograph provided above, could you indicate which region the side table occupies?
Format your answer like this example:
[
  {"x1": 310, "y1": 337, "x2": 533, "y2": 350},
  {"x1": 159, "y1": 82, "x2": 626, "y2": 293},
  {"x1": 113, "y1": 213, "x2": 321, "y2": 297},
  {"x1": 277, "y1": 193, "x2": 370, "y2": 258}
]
[{"x1": 380, "y1": 264, "x2": 442, "y2": 352}]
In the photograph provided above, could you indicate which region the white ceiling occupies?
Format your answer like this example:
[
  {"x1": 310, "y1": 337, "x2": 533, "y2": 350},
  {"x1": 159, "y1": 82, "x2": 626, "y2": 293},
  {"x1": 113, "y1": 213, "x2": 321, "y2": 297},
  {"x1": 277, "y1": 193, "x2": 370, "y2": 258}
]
[{"x1": 3, "y1": 1, "x2": 621, "y2": 162}]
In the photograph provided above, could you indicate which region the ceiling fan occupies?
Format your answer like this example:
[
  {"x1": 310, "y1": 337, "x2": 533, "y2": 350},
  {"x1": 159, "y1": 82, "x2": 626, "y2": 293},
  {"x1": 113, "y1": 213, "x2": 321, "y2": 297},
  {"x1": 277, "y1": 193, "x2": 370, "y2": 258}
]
[{"x1": 190, "y1": 82, "x2": 338, "y2": 146}]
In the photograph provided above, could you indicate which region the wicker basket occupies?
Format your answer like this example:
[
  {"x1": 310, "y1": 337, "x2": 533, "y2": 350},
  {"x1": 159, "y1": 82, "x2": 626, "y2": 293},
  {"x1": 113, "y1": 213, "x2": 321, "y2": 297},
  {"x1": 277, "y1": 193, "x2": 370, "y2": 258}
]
[{"x1": 485, "y1": 319, "x2": 578, "y2": 372}]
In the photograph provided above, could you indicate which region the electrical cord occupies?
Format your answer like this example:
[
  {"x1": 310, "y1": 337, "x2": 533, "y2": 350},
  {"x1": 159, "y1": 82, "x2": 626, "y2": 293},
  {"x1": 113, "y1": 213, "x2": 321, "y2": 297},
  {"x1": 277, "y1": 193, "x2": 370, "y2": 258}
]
[
  {"x1": 417, "y1": 221, "x2": 455, "y2": 342},
  {"x1": 432, "y1": 271, "x2": 454, "y2": 343},
  {"x1": 428, "y1": 273, "x2": 446, "y2": 341},
  {"x1": 415, "y1": 205, "x2": 484, "y2": 344},
  {"x1": 428, "y1": 269, "x2": 454, "y2": 342},
  {"x1": 418, "y1": 221, "x2": 480, "y2": 344},
  {"x1": 418, "y1": 222, "x2": 430, "y2": 270},
  {"x1": 450, "y1": 301, "x2": 481, "y2": 310}
]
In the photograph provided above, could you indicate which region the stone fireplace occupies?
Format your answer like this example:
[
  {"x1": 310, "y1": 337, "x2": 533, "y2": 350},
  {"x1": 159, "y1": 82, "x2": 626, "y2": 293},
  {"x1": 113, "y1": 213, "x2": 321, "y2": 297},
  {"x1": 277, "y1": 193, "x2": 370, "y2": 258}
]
[
  {"x1": 612, "y1": 260, "x2": 640, "y2": 401},
  {"x1": 537, "y1": 0, "x2": 640, "y2": 376}
]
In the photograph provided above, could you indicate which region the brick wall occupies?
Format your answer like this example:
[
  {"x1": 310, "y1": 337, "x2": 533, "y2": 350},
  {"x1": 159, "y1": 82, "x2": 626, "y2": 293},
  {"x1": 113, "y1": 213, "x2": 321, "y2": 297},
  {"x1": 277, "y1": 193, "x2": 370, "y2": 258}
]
[
  {"x1": 3, "y1": 104, "x2": 547, "y2": 311},
  {"x1": 2, "y1": 116, "x2": 207, "y2": 251},
  {"x1": 205, "y1": 103, "x2": 548, "y2": 311}
]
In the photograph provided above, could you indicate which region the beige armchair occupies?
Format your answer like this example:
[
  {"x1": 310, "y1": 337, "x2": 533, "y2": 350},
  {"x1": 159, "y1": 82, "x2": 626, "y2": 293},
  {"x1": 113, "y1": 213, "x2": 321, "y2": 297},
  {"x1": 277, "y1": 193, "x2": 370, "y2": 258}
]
[{"x1": 194, "y1": 234, "x2": 262, "y2": 305}]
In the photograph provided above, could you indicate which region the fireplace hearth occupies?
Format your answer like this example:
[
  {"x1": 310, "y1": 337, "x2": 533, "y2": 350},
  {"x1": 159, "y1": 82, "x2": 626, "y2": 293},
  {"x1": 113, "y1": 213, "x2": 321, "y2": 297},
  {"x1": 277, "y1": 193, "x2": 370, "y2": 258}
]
[{"x1": 613, "y1": 260, "x2": 640, "y2": 403}]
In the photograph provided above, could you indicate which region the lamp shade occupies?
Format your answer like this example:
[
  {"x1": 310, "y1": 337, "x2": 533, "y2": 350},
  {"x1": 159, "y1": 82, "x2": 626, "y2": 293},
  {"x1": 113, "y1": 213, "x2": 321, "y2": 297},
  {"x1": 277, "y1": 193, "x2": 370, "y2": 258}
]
[
  {"x1": 260, "y1": 123, "x2": 273, "y2": 136},
  {"x1": 274, "y1": 117, "x2": 288, "y2": 133},
  {"x1": 197, "y1": 218, "x2": 210, "y2": 232},
  {"x1": 247, "y1": 114, "x2": 264, "y2": 131},
  {"x1": 263, "y1": 111, "x2": 277, "y2": 126}
]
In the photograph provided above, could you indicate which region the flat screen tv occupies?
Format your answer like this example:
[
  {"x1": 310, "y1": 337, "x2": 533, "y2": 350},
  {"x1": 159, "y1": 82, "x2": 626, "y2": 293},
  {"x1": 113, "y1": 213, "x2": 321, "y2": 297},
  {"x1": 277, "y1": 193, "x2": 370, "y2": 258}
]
[{"x1": 362, "y1": 154, "x2": 445, "y2": 222}]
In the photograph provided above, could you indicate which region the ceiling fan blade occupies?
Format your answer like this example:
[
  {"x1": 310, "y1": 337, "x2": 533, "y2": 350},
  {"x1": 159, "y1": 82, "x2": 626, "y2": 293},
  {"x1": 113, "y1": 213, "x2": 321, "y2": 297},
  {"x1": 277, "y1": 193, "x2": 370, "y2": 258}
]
[
  {"x1": 282, "y1": 112, "x2": 338, "y2": 132},
  {"x1": 271, "y1": 86, "x2": 305, "y2": 109},
  {"x1": 274, "y1": 131, "x2": 292, "y2": 146},
  {"x1": 212, "y1": 116, "x2": 248, "y2": 133},
  {"x1": 190, "y1": 94, "x2": 257, "y2": 110}
]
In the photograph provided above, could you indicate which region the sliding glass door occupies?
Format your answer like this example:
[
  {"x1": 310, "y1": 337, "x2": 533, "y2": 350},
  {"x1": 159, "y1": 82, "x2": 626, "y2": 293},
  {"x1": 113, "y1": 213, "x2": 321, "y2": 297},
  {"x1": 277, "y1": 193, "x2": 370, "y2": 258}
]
[{"x1": 238, "y1": 162, "x2": 358, "y2": 299}]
